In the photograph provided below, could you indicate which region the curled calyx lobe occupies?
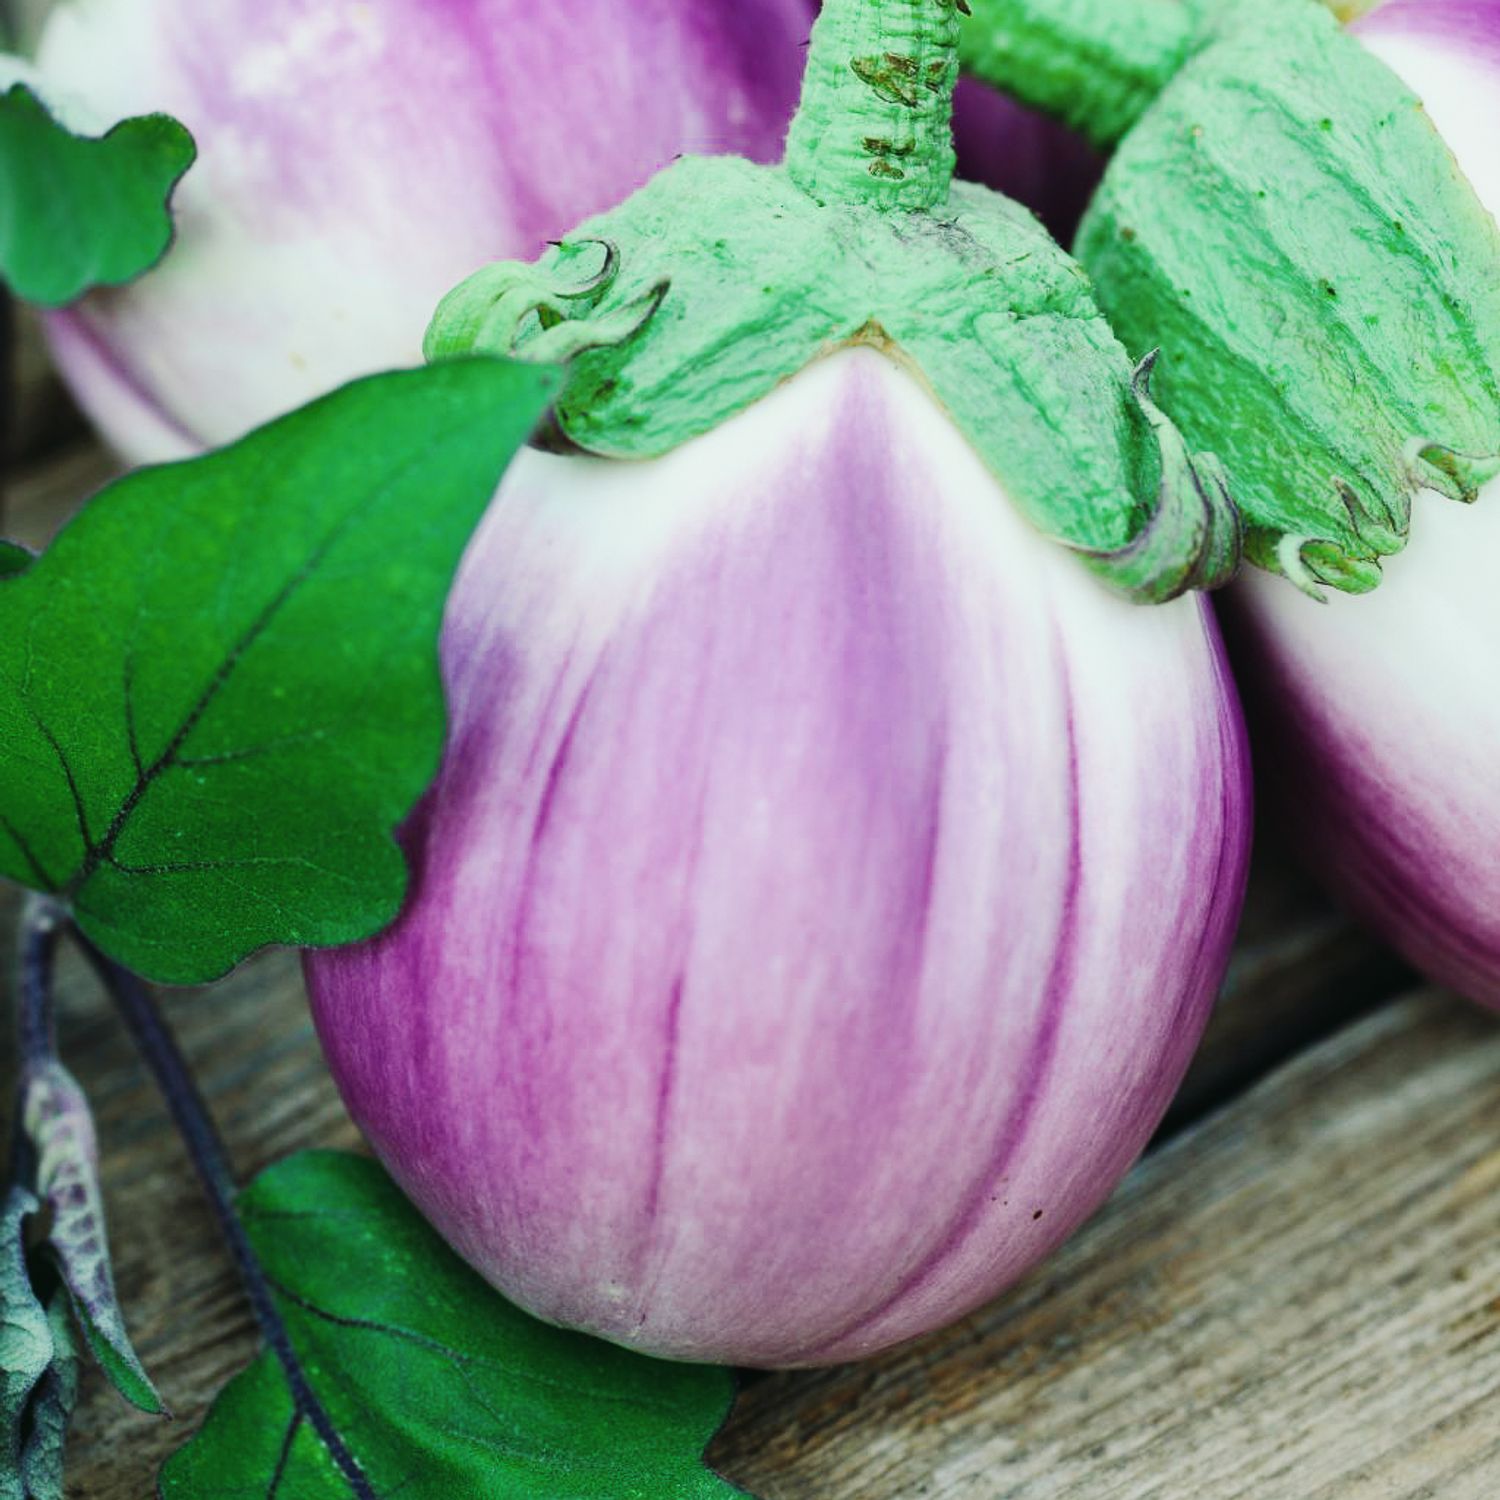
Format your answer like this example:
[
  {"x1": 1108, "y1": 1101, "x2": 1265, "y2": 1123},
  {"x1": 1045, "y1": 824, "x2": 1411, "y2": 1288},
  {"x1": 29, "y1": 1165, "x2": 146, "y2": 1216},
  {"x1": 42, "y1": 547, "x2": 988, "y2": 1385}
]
[
  {"x1": 425, "y1": 0, "x2": 1240, "y2": 604},
  {"x1": 964, "y1": 0, "x2": 1500, "y2": 595}
]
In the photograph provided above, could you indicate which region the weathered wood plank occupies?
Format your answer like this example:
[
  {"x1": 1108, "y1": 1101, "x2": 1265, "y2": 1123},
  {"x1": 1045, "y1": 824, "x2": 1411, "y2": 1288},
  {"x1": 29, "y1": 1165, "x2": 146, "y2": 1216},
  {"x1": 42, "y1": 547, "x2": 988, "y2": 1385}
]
[{"x1": 711, "y1": 994, "x2": 1500, "y2": 1498}]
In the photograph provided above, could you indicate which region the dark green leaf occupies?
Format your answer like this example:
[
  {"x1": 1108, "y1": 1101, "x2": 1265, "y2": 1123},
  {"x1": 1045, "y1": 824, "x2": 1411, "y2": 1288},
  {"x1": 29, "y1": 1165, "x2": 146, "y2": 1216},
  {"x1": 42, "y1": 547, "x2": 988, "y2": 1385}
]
[
  {"x1": 18, "y1": 1275, "x2": 79, "y2": 1500},
  {"x1": 0, "y1": 358, "x2": 557, "y2": 983},
  {"x1": 0, "y1": 83, "x2": 195, "y2": 307},
  {"x1": 1, "y1": 1186, "x2": 50, "y2": 1498},
  {"x1": 161, "y1": 1153, "x2": 748, "y2": 1499},
  {"x1": 0, "y1": 543, "x2": 32, "y2": 579},
  {"x1": 23, "y1": 1059, "x2": 161, "y2": 1413}
]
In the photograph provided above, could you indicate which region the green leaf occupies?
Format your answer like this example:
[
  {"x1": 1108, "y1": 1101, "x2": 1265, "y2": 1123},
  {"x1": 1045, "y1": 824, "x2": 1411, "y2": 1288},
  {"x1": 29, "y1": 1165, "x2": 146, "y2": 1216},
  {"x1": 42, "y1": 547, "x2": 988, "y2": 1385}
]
[
  {"x1": 0, "y1": 83, "x2": 195, "y2": 307},
  {"x1": 0, "y1": 543, "x2": 32, "y2": 580},
  {"x1": 22, "y1": 1059, "x2": 161, "y2": 1414},
  {"x1": 0, "y1": 359, "x2": 557, "y2": 983},
  {"x1": 160, "y1": 1153, "x2": 748, "y2": 1500},
  {"x1": 18, "y1": 1275, "x2": 79, "y2": 1500},
  {"x1": 1, "y1": 1187, "x2": 51, "y2": 1498}
]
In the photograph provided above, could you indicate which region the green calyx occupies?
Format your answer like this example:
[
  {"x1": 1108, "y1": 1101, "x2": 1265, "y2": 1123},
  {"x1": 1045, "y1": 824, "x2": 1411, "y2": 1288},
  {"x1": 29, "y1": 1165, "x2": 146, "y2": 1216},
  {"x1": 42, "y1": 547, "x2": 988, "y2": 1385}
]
[
  {"x1": 1071, "y1": 0, "x2": 1500, "y2": 593},
  {"x1": 959, "y1": 0, "x2": 1352, "y2": 147},
  {"x1": 426, "y1": 0, "x2": 1239, "y2": 602}
]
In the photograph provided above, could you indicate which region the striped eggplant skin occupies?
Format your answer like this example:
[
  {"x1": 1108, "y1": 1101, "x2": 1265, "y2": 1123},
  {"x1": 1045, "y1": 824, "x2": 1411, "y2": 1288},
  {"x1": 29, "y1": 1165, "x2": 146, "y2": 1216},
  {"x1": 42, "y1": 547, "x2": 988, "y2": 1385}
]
[
  {"x1": 1231, "y1": 0, "x2": 1500, "y2": 1009},
  {"x1": 32, "y1": 0, "x2": 813, "y2": 461},
  {"x1": 304, "y1": 351, "x2": 1251, "y2": 1367}
]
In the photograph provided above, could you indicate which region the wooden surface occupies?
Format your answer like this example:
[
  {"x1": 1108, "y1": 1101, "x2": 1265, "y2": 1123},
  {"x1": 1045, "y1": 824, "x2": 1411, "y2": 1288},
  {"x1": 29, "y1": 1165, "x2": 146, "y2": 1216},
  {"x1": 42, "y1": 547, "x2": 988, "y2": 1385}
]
[
  {"x1": 712, "y1": 994, "x2": 1500, "y2": 1498},
  {"x1": 3, "y1": 434, "x2": 1494, "y2": 1497}
]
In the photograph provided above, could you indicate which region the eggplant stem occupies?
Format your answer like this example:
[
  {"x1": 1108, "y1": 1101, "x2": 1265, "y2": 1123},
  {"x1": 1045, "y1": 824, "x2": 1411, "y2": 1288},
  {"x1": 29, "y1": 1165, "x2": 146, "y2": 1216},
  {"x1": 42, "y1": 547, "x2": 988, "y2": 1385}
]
[
  {"x1": 785, "y1": 0, "x2": 964, "y2": 210},
  {"x1": 75, "y1": 935, "x2": 376, "y2": 1498},
  {"x1": 8, "y1": 894, "x2": 64, "y2": 1186}
]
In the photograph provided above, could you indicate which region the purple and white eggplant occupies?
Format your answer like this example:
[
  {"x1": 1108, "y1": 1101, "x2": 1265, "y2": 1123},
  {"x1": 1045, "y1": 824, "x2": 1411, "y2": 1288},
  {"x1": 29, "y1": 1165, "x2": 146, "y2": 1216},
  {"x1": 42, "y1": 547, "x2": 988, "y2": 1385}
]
[
  {"x1": 31, "y1": 0, "x2": 813, "y2": 460},
  {"x1": 1232, "y1": 0, "x2": 1500, "y2": 1009},
  {"x1": 299, "y1": 0, "x2": 1254, "y2": 1367},
  {"x1": 965, "y1": 0, "x2": 1500, "y2": 1007},
  {"x1": 306, "y1": 350, "x2": 1250, "y2": 1365}
]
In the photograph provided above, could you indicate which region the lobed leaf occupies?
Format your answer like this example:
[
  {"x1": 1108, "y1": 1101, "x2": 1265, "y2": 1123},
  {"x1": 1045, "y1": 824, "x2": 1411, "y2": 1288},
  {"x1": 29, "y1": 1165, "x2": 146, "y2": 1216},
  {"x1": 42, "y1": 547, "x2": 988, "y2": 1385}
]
[
  {"x1": 0, "y1": 358, "x2": 557, "y2": 983},
  {"x1": 0, "y1": 82, "x2": 195, "y2": 307}
]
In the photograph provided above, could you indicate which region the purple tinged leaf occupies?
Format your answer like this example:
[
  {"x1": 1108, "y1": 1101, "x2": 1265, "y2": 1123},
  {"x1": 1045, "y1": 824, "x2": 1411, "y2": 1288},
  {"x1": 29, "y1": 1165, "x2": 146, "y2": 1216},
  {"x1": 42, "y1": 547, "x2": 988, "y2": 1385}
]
[
  {"x1": 18, "y1": 1279, "x2": 79, "y2": 1500},
  {"x1": 22, "y1": 1060, "x2": 163, "y2": 1415},
  {"x1": 1, "y1": 1186, "x2": 52, "y2": 1493}
]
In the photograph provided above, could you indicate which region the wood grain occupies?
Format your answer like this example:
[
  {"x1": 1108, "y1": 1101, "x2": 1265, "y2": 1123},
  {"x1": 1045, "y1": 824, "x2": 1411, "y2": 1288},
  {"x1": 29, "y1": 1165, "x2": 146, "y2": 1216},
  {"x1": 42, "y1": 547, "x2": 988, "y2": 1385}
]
[{"x1": 711, "y1": 994, "x2": 1500, "y2": 1498}]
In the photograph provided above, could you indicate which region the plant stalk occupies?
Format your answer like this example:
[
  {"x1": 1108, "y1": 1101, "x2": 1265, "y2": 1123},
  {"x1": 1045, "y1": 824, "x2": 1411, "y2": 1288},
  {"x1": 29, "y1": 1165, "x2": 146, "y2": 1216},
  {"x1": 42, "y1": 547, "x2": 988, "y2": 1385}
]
[
  {"x1": 16, "y1": 896, "x2": 61, "y2": 1072},
  {"x1": 785, "y1": 0, "x2": 965, "y2": 210},
  {"x1": 77, "y1": 939, "x2": 375, "y2": 1498},
  {"x1": 7, "y1": 895, "x2": 63, "y2": 1186}
]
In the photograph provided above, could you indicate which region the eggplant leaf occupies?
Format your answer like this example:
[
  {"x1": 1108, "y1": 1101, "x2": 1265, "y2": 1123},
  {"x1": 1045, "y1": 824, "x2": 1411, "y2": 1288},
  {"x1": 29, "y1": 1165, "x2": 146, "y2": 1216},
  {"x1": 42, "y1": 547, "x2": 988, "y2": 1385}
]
[
  {"x1": 0, "y1": 359, "x2": 557, "y2": 983},
  {"x1": 160, "y1": 1153, "x2": 748, "y2": 1499},
  {"x1": 0, "y1": 83, "x2": 195, "y2": 307},
  {"x1": 18, "y1": 1273, "x2": 79, "y2": 1500},
  {"x1": 1, "y1": 1187, "x2": 51, "y2": 1493}
]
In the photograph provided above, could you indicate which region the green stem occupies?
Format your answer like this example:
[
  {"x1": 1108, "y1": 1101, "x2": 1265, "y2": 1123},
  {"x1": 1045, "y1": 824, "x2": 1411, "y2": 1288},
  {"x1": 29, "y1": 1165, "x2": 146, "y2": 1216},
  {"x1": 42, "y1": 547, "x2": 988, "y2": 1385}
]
[
  {"x1": 959, "y1": 0, "x2": 1203, "y2": 148},
  {"x1": 785, "y1": 0, "x2": 965, "y2": 211},
  {"x1": 78, "y1": 939, "x2": 376, "y2": 1498}
]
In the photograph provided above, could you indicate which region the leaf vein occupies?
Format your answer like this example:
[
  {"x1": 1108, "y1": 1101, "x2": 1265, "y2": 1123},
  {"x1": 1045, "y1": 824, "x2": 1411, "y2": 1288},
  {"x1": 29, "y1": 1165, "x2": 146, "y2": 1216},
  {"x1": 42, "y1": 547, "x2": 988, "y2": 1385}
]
[{"x1": 66, "y1": 421, "x2": 461, "y2": 898}]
